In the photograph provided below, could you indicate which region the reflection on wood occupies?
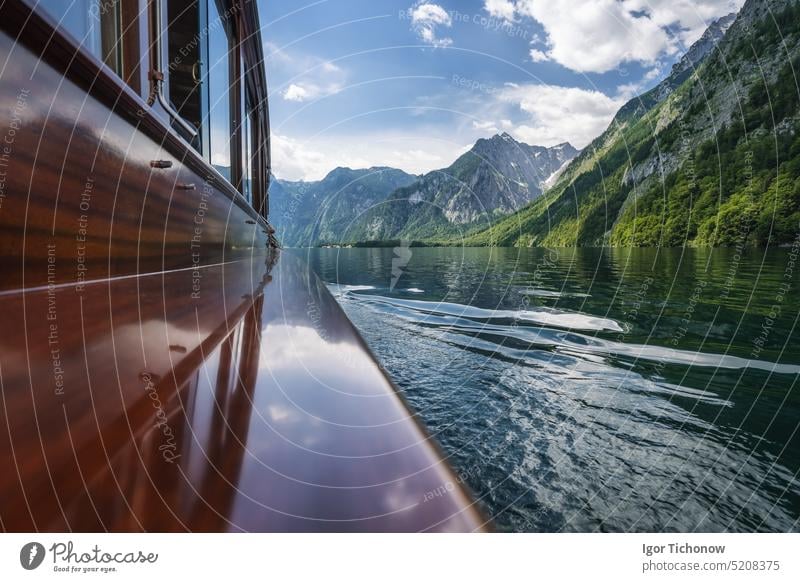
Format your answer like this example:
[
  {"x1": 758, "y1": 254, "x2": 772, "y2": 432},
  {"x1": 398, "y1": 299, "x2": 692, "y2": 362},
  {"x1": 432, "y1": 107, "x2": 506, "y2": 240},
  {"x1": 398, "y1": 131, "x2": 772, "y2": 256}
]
[
  {"x1": 0, "y1": 254, "x2": 487, "y2": 531},
  {"x1": 0, "y1": 4, "x2": 270, "y2": 292}
]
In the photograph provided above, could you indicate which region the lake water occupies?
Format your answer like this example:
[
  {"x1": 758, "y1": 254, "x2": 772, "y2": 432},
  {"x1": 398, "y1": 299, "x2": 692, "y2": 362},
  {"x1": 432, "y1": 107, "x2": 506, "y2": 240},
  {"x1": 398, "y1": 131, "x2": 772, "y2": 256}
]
[{"x1": 302, "y1": 246, "x2": 800, "y2": 532}]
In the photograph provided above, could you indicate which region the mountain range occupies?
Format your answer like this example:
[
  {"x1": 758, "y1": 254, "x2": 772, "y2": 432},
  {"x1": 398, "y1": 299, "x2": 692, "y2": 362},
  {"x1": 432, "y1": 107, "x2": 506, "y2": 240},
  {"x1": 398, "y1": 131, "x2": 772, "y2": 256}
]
[
  {"x1": 269, "y1": 167, "x2": 417, "y2": 247},
  {"x1": 463, "y1": 0, "x2": 800, "y2": 247},
  {"x1": 269, "y1": 135, "x2": 578, "y2": 246},
  {"x1": 270, "y1": 0, "x2": 800, "y2": 248}
]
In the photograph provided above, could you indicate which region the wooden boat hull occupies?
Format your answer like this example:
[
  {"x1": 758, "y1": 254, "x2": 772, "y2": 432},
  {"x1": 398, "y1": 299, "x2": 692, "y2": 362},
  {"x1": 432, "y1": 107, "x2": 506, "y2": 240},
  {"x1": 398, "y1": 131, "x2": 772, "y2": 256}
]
[
  {"x1": 0, "y1": 253, "x2": 486, "y2": 532},
  {"x1": 0, "y1": 8, "x2": 270, "y2": 293}
]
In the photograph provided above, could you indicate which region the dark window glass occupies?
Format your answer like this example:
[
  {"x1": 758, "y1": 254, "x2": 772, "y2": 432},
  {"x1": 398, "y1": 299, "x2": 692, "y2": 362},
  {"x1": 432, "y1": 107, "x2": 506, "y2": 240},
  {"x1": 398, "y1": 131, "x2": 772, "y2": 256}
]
[
  {"x1": 38, "y1": 0, "x2": 123, "y2": 76},
  {"x1": 206, "y1": 0, "x2": 235, "y2": 180},
  {"x1": 240, "y1": 55, "x2": 253, "y2": 203},
  {"x1": 37, "y1": 0, "x2": 101, "y2": 55},
  {"x1": 99, "y1": 1, "x2": 123, "y2": 74},
  {"x1": 163, "y1": 0, "x2": 242, "y2": 185},
  {"x1": 166, "y1": 1, "x2": 203, "y2": 142}
]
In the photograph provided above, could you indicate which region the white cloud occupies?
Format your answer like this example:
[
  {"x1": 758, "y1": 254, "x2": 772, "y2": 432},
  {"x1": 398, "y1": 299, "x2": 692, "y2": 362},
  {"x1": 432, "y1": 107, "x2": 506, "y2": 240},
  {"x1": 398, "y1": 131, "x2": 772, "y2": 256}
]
[
  {"x1": 410, "y1": 2, "x2": 453, "y2": 47},
  {"x1": 615, "y1": 61, "x2": 667, "y2": 99},
  {"x1": 624, "y1": 0, "x2": 742, "y2": 47},
  {"x1": 485, "y1": 0, "x2": 517, "y2": 20},
  {"x1": 281, "y1": 82, "x2": 342, "y2": 103},
  {"x1": 263, "y1": 41, "x2": 293, "y2": 65},
  {"x1": 616, "y1": 82, "x2": 643, "y2": 100},
  {"x1": 265, "y1": 42, "x2": 347, "y2": 103},
  {"x1": 472, "y1": 120, "x2": 500, "y2": 133},
  {"x1": 484, "y1": 0, "x2": 743, "y2": 73},
  {"x1": 271, "y1": 133, "x2": 465, "y2": 181},
  {"x1": 529, "y1": 48, "x2": 549, "y2": 63},
  {"x1": 271, "y1": 134, "x2": 332, "y2": 181},
  {"x1": 321, "y1": 62, "x2": 342, "y2": 73},
  {"x1": 283, "y1": 84, "x2": 311, "y2": 102},
  {"x1": 499, "y1": 84, "x2": 624, "y2": 148},
  {"x1": 517, "y1": 0, "x2": 671, "y2": 73}
]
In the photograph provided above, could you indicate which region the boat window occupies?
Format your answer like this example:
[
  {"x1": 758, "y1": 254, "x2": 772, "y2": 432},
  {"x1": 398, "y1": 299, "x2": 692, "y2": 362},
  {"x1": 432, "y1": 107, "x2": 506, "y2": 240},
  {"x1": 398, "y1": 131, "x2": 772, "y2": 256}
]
[
  {"x1": 240, "y1": 55, "x2": 254, "y2": 203},
  {"x1": 166, "y1": 1, "x2": 203, "y2": 143},
  {"x1": 206, "y1": 0, "x2": 235, "y2": 181},
  {"x1": 37, "y1": 0, "x2": 123, "y2": 76},
  {"x1": 242, "y1": 107, "x2": 254, "y2": 204}
]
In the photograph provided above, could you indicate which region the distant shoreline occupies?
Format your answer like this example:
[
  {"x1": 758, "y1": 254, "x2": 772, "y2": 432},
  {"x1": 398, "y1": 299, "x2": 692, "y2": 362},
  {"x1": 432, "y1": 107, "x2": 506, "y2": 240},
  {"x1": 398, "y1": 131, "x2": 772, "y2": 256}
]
[{"x1": 300, "y1": 243, "x2": 792, "y2": 250}]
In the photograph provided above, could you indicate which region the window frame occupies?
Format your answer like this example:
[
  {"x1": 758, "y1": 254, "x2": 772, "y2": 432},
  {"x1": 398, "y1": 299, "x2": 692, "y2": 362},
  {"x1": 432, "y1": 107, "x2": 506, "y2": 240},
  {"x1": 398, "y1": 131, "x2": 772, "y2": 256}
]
[
  {"x1": 199, "y1": 0, "x2": 239, "y2": 185},
  {"x1": 158, "y1": 0, "x2": 263, "y2": 209}
]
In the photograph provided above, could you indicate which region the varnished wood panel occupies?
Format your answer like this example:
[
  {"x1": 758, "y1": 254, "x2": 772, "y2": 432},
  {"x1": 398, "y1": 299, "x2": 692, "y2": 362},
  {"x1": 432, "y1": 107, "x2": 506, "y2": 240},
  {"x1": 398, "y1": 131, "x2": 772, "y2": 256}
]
[
  {"x1": 0, "y1": 28, "x2": 269, "y2": 290},
  {"x1": 0, "y1": 254, "x2": 487, "y2": 532},
  {"x1": 0, "y1": 1, "x2": 273, "y2": 292}
]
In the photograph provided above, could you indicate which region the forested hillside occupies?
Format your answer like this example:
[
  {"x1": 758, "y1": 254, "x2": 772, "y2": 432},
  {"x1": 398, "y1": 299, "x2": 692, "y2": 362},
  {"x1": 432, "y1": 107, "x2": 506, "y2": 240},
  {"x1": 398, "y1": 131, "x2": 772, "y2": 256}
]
[{"x1": 461, "y1": 0, "x2": 800, "y2": 248}]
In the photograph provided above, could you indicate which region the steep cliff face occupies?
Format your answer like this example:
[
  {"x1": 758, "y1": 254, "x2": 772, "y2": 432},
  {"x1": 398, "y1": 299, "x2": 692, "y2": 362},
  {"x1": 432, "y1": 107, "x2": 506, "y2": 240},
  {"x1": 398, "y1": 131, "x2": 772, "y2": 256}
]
[
  {"x1": 466, "y1": 0, "x2": 800, "y2": 247},
  {"x1": 269, "y1": 134, "x2": 578, "y2": 246},
  {"x1": 443, "y1": 134, "x2": 579, "y2": 223},
  {"x1": 344, "y1": 134, "x2": 578, "y2": 242}
]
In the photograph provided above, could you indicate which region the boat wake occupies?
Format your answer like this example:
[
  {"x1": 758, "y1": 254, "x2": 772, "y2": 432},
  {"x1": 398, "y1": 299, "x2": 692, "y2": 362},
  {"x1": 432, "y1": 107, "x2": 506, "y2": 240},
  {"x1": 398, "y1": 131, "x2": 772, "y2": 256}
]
[
  {"x1": 331, "y1": 286, "x2": 800, "y2": 377},
  {"x1": 318, "y1": 250, "x2": 800, "y2": 533}
]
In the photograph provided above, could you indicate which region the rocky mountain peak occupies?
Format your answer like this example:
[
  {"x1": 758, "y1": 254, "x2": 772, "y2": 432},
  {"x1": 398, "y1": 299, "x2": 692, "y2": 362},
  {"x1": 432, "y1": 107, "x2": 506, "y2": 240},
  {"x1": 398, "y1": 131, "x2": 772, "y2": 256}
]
[
  {"x1": 671, "y1": 12, "x2": 737, "y2": 77},
  {"x1": 461, "y1": 0, "x2": 800, "y2": 248},
  {"x1": 613, "y1": 11, "x2": 739, "y2": 122},
  {"x1": 550, "y1": 142, "x2": 579, "y2": 157}
]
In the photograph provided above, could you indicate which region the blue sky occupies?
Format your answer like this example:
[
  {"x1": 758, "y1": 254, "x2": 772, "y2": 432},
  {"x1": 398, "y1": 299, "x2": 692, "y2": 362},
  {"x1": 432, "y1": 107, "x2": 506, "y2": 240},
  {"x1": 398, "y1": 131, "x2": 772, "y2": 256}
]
[{"x1": 258, "y1": 0, "x2": 743, "y2": 181}]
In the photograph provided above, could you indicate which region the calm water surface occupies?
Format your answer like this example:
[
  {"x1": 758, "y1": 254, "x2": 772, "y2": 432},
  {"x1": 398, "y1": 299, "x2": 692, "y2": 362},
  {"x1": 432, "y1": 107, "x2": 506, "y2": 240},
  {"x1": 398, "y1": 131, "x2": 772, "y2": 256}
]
[{"x1": 302, "y1": 247, "x2": 800, "y2": 532}]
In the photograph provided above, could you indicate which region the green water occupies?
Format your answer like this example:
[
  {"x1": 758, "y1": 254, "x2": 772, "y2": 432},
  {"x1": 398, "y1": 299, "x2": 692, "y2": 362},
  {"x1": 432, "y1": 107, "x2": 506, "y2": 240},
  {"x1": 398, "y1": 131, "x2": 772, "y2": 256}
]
[{"x1": 304, "y1": 246, "x2": 800, "y2": 532}]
